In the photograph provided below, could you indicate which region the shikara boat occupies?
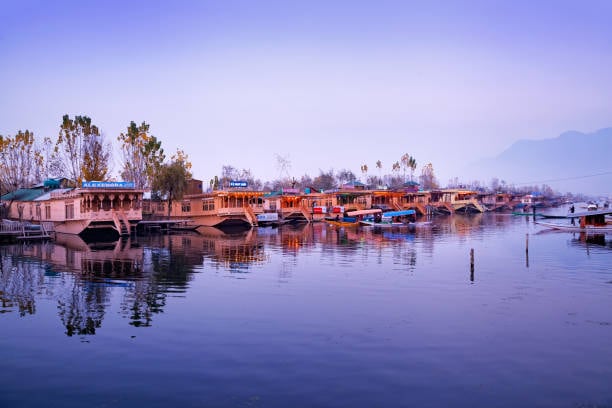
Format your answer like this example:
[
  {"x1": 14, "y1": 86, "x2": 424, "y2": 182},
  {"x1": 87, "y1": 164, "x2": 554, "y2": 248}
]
[
  {"x1": 324, "y1": 209, "x2": 382, "y2": 227},
  {"x1": 535, "y1": 209, "x2": 612, "y2": 233},
  {"x1": 359, "y1": 209, "x2": 417, "y2": 228}
]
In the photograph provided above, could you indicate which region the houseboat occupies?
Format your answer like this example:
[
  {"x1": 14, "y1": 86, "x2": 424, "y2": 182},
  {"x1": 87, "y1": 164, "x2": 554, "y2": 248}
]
[
  {"x1": 429, "y1": 189, "x2": 485, "y2": 214},
  {"x1": 1, "y1": 180, "x2": 144, "y2": 240},
  {"x1": 261, "y1": 188, "x2": 317, "y2": 224},
  {"x1": 148, "y1": 188, "x2": 266, "y2": 229}
]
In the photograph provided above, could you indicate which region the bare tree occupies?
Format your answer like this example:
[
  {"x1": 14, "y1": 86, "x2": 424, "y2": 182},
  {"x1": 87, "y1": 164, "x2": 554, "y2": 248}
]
[
  {"x1": 56, "y1": 115, "x2": 112, "y2": 185},
  {"x1": 0, "y1": 130, "x2": 42, "y2": 190}
]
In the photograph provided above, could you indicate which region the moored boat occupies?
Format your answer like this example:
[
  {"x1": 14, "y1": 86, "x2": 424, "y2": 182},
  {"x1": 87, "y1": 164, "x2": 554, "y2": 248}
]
[
  {"x1": 535, "y1": 209, "x2": 612, "y2": 233},
  {"x1": 325, "y1": 208, "x2": 382, "y2": 227},
  {"x1": 2, "y1": 180, "x2": 144, "y2": 240},
  {"x1": 360, "y1": 209, "x2": 417, "y2": 228}
]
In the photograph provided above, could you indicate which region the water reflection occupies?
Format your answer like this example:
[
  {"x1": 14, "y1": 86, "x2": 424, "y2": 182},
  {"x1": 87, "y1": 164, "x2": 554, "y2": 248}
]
[
  {"x1": 570, "y1": 232, "x2": 612, "y2": 250},
  {"x1": 0, "y1": 223, "x2": 431, "y2": 335},
  {"x1": 6, "y1": 214, "x2": 598, "y2": 337}
]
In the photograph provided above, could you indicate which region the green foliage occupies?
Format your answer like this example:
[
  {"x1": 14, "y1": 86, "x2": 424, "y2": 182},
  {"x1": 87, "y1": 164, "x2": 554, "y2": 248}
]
[
  {"x1": 152, "y1": 160, "x2": 191, "y2": 217},
  {"x1": 118, "y1": 121, "x2": 165, "y2": 189}
]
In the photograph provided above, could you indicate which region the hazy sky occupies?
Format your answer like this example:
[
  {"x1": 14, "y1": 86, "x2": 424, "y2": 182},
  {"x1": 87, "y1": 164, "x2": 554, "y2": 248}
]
[{"x1": 1, "y1": 0, "x2": 611, "y2": 186}]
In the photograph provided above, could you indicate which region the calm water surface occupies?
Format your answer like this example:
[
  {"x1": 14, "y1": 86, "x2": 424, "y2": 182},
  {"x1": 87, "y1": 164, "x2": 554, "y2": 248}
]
[{"x1": 1, "y1": 213, "x2": 611, "y2": 408}]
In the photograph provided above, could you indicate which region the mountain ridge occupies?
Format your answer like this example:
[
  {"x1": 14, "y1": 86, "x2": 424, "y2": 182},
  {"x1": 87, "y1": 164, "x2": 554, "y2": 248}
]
[{"x1": 466, "y1": 127, "x2": 612, "y2": 196}]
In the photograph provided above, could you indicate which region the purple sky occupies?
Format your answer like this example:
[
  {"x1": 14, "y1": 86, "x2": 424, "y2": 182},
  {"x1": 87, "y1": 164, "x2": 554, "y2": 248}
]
[{"x1": 1, "y1": 0, "x2": 611, "y2": 186}]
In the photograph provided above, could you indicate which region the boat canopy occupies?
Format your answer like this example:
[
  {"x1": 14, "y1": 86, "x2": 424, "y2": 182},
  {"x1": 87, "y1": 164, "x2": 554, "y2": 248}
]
[
  {"x1": 568, "y1": 209, "x2": 612, "y2": 218},
  {"x1": 382, "y1": 210, "x2": 416, "y2": 217},
  {"x1": 347, "y1": 209, "x2": 383, "y2": 216}
]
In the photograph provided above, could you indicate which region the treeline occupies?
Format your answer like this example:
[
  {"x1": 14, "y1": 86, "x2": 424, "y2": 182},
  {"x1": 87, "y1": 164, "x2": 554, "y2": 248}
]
[
  {"x1": 0, "y1": 116, "x2": 194, "y2": 214},
  {"x1": 214, "y1": 153, "x2": 439, "y2": 192},
  {"x1": 2, "y1": 115, "x2": 571, "y2": 199},
  {"x1": 0, "y1": 116, "x2": 440, "y2": 195}
]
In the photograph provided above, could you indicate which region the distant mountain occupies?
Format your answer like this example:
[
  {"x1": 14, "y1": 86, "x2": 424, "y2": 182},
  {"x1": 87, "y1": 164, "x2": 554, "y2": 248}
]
[{"x1": 466, "y1": 128, "x2": 612, "y2": 196}]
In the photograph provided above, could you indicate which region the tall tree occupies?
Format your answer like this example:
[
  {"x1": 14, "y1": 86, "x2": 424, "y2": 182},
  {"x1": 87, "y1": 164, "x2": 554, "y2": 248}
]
[
  {"x1": 376, "y1": 160, "x2": 382, "y2": 185},
  {"x1": 0, "y1": 130, "x2": 42, "y2": 190},
  {"x1": 336, "y1": 169, "x2": 356, "y2": 185},
  {"x1": 419, "y1": 163, "x2": 439, "y2": 190},
  {"x1": 360, "y1": 164, "x2": 368, "y2": 184},
  {"x1": 409, "y1": 156, "x2": 417, "y2": 181},
  {"x1": 400, "y1": 153, "x2": 417, "y2": 182},
  {"x1": 312, "y1": 169, "x2": 336, "y2": 191},
  {"x1": 56, "y1": 115, "x2": 110, "y2": 185},
  {"x1": 118, "y1": 121, "x2": 165, "y2": 189},
  {"x1": 392, "y1": 161, "x2": 400, "y2": 178},
  {"x1": 152, "y1": 159, "x2": 192, "y2": 218},
  {"x1": 37, "y1": 136, "x2": 63, "y2": 182},
  {"x1": 82, "y1": 134, "x2": 111, "y2": 181}
]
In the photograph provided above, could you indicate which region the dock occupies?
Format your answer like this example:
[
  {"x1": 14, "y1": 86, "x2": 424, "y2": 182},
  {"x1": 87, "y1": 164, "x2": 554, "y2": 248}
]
[
  {"x1": 137, "y1": 219, "x2": 201, "y2": 233},
  {"x1": 0, "y1": 220, "x2": 54, "y2": 243}
]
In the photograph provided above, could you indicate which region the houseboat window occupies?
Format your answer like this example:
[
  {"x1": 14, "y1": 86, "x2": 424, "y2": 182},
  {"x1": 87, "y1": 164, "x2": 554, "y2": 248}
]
[
  {"x1": 65, "y1": 203, "x2": 75, "y2": 219},
  {"x1": 157, "y1": 202, "x2": 165, "y2": 212},
  {"x1": 142, "y1": 201, "x2": 151, "y2": 213},
  {"x1": 202, "y1": 199, "x2": 214, "y2": 211},
  {"x1": 35, "y1": 205, "x2": 41, "y2": 220},
  {"x1": 45, "y1": 204, "x2": 51, "y2": 219},
  {"x1": 102, "y1": 198, "x2": 111, "y2": 211},
  {"x1": 181, "y1": 201, "x2": 191, "y2": 213}
]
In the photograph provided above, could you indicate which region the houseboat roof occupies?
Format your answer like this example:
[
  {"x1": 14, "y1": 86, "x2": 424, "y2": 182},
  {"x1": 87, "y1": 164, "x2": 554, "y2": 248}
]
[
  {"x1": 347, "y1": 209, "x2": 383, "y2": 216},
  {"x1": 1, "y1": 188, "x2": 47, "y2": 202},
  {"x1": 382, "y1": 210, "x2": 416, "y2": 217},
  {"x1": 33, "y1": 188, "x2": 75, "y2": 201}
]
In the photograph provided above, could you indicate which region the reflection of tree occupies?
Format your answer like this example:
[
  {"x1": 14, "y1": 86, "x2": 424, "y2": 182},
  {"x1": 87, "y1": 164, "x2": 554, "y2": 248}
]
[
  {"x1": 1, "y1": 235, "x2": 203, "y2": 336},
  {"x1": 58, "y1": 280, "x2": 109, "y2": 336},
  {"x1": 0, "y1": 249, "x2": 41, "y2": 316}
]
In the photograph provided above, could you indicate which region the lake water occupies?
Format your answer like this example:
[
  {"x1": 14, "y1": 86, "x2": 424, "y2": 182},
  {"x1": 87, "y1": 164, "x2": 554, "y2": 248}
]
[{"x1": 1, "y1": 213, "x2": 611, "y2": 408}]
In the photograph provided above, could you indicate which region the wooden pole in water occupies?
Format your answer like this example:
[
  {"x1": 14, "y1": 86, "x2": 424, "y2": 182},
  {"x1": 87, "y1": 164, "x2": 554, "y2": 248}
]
[
  {"x1": 470, "y1": 248, "x2": 474, "y2": 281},
  {"x1": 525, "y1": 233, "x2": 529, "y2": 268}
]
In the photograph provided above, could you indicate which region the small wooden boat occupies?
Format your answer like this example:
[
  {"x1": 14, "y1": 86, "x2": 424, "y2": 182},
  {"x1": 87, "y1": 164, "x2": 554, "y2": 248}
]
[
  {"x1": 512, "y1": 211, "x2": 542, "y2": 216},
  {"x1": 324, "y1": 209, "x2": 382, "y2": 227},
  {"x1": 360, "y1": 209, "x2": 417, "y2": 228},
  {"x1": 535, "y1": 209, "x2": 612, "y2": 233},
  {"x1": 324, "y1": 216, "x2": 360, "y2": 227}
]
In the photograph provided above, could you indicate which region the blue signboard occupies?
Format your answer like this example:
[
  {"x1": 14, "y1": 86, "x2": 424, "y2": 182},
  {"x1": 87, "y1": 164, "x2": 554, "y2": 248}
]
[
  {"x1": 82, "y1": 181, "x2": 136, "y2": 189},
  {"x1": 229, "y1": 180, "x2": 248, "y2": 188}
]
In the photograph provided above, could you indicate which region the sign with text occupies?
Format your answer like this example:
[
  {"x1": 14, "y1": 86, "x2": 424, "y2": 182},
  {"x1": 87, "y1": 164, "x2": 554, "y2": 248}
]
[
  {"x1": 229, "y1": 180, "x2": 248, "y2": 188},
  {"x1": 82, "y1": 181, "x2": 135, "y2": 189}
]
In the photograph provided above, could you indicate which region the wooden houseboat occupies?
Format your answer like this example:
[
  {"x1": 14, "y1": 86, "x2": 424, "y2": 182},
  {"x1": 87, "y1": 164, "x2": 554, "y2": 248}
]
[
  {"x1": 1, "y1": 181, "x2": 144, "y2": 240},
  {"x1": 261, "y1": 188, "x2": 316, "y2": 224},
  {"x1": 429, "y1": 189, "x2": 485, "y2": 214},
  {"x1": 147, "y1": 189, "x2": 266, "y2": 229},
  {"x1": 478, "y1": 192, "x2": 514, "y2": 212}
]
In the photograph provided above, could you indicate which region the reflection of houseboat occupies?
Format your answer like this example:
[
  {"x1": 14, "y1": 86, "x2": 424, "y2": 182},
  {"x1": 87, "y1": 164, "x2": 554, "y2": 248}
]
[
  {"x1": 1, "y1": 180, "x2": 144, "y2": 240},
  {"x1": 13, "y1": 233, "x2": 145, "y2": 283}
]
